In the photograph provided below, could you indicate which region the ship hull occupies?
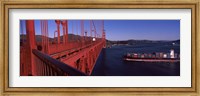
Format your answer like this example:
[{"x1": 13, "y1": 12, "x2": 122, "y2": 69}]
[{"x1": 124, "y1": 58, "x2": 180, "y2": 62}]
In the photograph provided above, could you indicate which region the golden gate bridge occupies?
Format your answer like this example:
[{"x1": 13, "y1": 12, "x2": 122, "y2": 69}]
[{"x1": 20, "y1": 20, "x2": 106, "y2": 76}]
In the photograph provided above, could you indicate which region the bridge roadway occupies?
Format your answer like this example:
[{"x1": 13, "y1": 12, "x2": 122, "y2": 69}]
[{"x1": 49, "y1": 39, "x2": 105, "y2": 75}]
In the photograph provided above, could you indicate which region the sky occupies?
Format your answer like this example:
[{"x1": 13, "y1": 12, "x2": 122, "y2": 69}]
[{"x1": 20, "y1": 20, "x2": 180, "y2": 41}]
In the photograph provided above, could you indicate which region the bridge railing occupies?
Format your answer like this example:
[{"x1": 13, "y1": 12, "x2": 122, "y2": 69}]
[{"x1": 32, "y1": 49, "x2": 87, "y2": 76}]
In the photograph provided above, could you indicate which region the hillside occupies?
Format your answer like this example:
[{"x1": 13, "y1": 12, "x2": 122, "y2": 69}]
[{"x1": 106, "y1": 39, "x2": 180, "y2": 46}]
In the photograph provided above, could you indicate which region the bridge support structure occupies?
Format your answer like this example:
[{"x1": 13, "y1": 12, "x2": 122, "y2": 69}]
[{"x1": 20, "y1": 20, "x2": 106, "y2": 76}]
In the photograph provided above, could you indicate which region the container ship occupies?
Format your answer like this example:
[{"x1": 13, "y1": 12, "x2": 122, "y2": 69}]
[{"x1": 124, "y1": 49, "x2": 180, "y2": 62}]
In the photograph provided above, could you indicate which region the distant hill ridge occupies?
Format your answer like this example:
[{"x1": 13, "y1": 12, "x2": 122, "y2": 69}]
[
  {"x1": 106, "y1": 39, "x2": 180, "y2": 45},
  {"x1": 20, "y1": 34, "x2": 180, "y2": 44}
]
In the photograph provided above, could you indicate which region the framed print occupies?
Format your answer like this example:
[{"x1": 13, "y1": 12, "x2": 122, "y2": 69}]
[{"x1": 0, "y1": 0, "x2": 199, "y2": 95}]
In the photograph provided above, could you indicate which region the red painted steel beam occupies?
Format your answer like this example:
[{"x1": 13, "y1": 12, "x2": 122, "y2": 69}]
[
  {"x1": 81, "y1": 20, "x2": 84, "y2": 42},
  {"x1": 61, "y1": 20, "x2": 66, "y2": 44},
  {"x1": 54, "y1": 31, "x2": 57, "y2": 43},
  {"x1": 62, "y1": 40, "x2": 104, "y2": 74},
  {"x1": 55, "y1": 20, "x2": 61, "y2": 44},
  {"x1": 26, "y1": 20, "x2": 36, "y2": 76},
  {"x1": 46, "y1": 20, "x2": 49, "y2": 54},
  {"x1": 65, "y1": 20, "x2": 68, "y2": 43}
]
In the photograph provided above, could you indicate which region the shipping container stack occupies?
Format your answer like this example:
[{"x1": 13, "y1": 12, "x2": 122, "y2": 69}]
[{"x1": 125, "y1": 49, "x2": 179, "y2": 59}]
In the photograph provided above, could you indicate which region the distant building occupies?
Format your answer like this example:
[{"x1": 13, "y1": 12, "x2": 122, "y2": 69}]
[{"x1": 170, "y1": 49, "x2": 175, "y2": 58}]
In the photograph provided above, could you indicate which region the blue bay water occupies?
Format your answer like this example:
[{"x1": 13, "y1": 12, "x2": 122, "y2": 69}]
[{"x1": 91, "y1": 43, "x2": 180, "y2": 76}]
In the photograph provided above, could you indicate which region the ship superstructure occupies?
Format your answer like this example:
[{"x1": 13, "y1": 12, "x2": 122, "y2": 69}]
[{"x1": 124, "y1": 49, "x2": 180, "y2": 62}]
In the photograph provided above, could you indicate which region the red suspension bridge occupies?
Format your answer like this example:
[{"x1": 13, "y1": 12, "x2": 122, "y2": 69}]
[{"x1": 20, "y1": 20, "x2": 106, "y2": 76}]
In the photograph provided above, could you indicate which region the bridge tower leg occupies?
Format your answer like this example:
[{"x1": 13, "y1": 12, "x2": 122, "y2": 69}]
[
  {"x1": 55, "y1": 20, "x2": 61, "y2": 44},
  {"x1": 81, "y1": 20, "x2": 84, "y2": 44},
  {"x1": 26, "y1": 20, "x2": 36, "y2": 76},
  {"x1": 65, "y1": 20, "x2": 68, "y2": 44},
  {"x1": 61, "y1": 21, "x2": 66, "y2": 44},
  {"x1": 61, "y1": 20, "x2": 68, "y2": 44},
  {"x1": 46, "y1": 20, "x2": 49, "y2": 53}
]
